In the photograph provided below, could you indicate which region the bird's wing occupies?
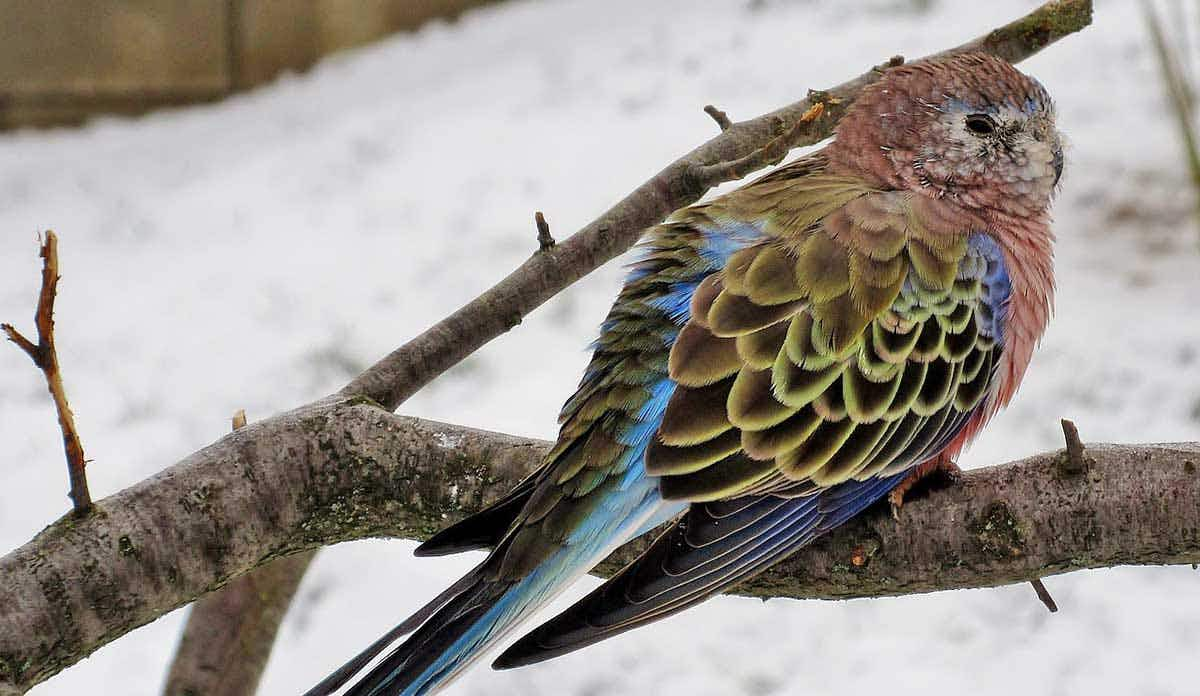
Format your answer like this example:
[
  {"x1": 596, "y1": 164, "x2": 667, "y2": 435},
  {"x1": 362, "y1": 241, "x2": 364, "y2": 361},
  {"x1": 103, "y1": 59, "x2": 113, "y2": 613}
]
[
  {"x1": 651, "y1": 190, "x2": 997, "y2": 500},
  {"x1": 495, "y1": 175, "x2": 1011, "y2": 668}
]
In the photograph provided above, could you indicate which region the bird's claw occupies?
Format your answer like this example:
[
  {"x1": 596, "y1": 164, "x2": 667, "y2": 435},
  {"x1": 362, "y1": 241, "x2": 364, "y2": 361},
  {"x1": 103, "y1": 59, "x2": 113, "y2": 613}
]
[{"x1": 889, "y1": 458, "x2": 962, "y2": 520}]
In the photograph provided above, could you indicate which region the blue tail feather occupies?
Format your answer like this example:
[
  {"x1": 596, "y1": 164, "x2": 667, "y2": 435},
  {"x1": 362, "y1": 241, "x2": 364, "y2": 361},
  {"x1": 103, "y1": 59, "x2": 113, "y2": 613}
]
[{"x1": 317, "y1": 476, "x2": 669, "y2": 696}]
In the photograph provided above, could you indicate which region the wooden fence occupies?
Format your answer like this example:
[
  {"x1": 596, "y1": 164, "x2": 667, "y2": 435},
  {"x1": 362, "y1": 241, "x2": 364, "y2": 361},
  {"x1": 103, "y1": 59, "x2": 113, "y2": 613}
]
[{"x1": 0, "y1": 0, "x2": 498, "y2": 129}]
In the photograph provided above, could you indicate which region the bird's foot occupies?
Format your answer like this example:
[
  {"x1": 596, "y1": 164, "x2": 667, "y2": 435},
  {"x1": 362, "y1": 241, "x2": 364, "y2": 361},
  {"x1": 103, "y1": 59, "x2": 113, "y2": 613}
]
[{"x1": 888, "y1": 457, "x2": 962, "y2": 520}]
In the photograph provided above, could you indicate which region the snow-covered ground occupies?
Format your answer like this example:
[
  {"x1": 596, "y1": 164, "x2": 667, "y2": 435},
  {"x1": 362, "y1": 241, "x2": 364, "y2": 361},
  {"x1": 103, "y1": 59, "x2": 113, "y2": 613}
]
[{"x1": 2, "y1": 1, "x2": 1198, "y2": 694}]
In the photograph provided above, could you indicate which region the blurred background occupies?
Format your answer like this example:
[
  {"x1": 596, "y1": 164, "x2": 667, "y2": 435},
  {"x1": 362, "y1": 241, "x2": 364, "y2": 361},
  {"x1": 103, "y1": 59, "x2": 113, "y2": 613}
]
[{"x1": 1, "y1": 0, "x2": 1199, "y2": 694}]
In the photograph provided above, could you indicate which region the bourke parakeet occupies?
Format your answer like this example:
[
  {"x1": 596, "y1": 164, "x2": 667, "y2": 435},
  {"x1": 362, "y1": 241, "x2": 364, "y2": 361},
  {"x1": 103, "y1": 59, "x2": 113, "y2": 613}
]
[{"x1": 309, "y1": 52, "x2": 1062, "y2": 696}]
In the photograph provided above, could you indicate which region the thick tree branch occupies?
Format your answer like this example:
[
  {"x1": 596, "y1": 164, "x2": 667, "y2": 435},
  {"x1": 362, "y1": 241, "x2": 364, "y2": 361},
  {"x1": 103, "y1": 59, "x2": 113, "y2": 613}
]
[
  {"x1": 161, "y1": 410, "x2": 317, "y2": 696},
  {"x1": 1, "y1": 231, "x2": 91, "y2": 515},
  {"x1": 0, "y1": 400, "x2": 1195, "y2": 693},
  {"x1": 338, "y1": 0, "x2": 1094, "y2": 411}
]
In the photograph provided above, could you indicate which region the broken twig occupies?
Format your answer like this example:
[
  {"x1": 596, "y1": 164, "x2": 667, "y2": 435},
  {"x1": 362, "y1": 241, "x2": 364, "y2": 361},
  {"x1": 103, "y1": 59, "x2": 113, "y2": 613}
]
[
  {"x1": 1059, "y1": 418, "x2": 1090, "y2": 475},
  {"x1": 1030, "y1": 577, "x2": 1059, "y2": 613},
  {"x1": 535, "y1": 211, "x2": 555, "y2": 251},
  {"x1": 703, "y1": 104, "x2": 733, "y2": 131}
]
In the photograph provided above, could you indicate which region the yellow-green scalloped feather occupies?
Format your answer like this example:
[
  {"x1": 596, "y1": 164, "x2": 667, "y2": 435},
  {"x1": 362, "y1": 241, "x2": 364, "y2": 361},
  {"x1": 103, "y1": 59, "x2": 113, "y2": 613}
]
[
  {"x1": 735, "y1": 321, "x2": 789, "y2": 370},
  {"x1": 794, "y1": 233, "x2": 852, "y2": 302},
  {"x1": 657, "y1": 378, "x2": 735, "y2": 446},
  {"x1": 648, "y1": 180, "x2": 1004, "y2": 503},
  {"x1": 744, "y1": 244, "x2": 807, "y2": 305},
  {"x1": 668, "y1": 323, "x2": 742, "y2": 387}
]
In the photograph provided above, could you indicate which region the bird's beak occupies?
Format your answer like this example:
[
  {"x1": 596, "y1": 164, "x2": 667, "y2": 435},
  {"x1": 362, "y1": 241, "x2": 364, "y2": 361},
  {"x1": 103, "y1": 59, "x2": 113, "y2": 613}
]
[{"x1": 1037, "y1": 123, "x2": 1064, "y2": 188}]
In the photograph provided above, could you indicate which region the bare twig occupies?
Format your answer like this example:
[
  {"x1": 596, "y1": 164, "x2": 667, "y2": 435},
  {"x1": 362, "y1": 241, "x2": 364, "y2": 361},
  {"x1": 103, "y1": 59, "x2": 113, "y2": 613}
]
[
  {"x1": 1059, "y1": 418, "x2": 1090, "y2": 475},
  {"x1": 1030, "y1": 577, "x2": 1059, "y2": 613},
  {"x1": 1, "y1": 231, "x2": 91, "y2": 515},
  {"x1": 703, "y1": 104, "x2": 733, "y2": 131},
  {"x1": 162, "y1": 410, "x2": 317, "y2": 696},
  {"x1": 0, "y1": 402, "x2": 1194, "y2": 692},
  {"x1": 2, "y1": 326, "x2": 37, "y2": 357},
  {"x1": 535, "y1": 211, "x2": 555, "y2": 251},
  {"x1": 337, "y1": 0, "x2": 1094, "y2": 412}
]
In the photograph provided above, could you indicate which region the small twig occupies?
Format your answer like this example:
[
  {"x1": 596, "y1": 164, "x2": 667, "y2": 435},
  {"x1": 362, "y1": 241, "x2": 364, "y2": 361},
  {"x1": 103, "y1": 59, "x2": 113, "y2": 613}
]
[
  {"x1": 1029, "y1": 577, "x2": 1059, "y2": 613},
  {"x1": 1, "y1": 231, "x2": 91, "y2": 515},
  {"x1": 688, "y1": 88, "x2": 840, "y2": 187},
  {"x1": 703, "y1": 104, "x2": 733, "y2": 131},
  {"x1": 535, "y1": 211, "x2": 555, "y2": 251},
  {"x1": 1059, "y1": 418, "x2": 1090, "y2": 475},
  {"x1": 2, "y1": 326, "x2": 38, "y2": 358}
]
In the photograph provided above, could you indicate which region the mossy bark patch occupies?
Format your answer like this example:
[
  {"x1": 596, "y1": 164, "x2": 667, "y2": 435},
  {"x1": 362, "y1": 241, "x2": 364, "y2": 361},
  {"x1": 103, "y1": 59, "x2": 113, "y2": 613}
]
[{"x1": 968, "y1": 501, "x2": 1025, "y2": 559}]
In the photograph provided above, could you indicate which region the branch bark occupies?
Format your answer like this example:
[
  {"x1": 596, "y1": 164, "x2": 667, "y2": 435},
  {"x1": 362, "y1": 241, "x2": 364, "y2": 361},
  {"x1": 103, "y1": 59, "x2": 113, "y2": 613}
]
[
  {"x1": 338, "y1": 0, "x2": 1094, "y2": 411},
  {"x1": 161, "y1": 411, "x2": 317, "y2": 696},
  {"x1": 0, "y1": 400, "x2": 1196, "y2": 693}
]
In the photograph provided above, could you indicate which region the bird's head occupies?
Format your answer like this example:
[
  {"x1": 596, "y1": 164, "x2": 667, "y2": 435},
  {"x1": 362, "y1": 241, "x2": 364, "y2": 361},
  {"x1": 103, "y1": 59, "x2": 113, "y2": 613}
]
[{"x1": 830, "y1": 52, "x2": 1062, "y2": 216}]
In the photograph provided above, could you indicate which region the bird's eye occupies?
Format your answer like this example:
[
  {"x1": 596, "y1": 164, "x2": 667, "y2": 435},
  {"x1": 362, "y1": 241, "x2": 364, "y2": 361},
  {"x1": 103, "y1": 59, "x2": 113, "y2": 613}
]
[{"x1": 965, "y1": 115, "x2": 996, "y2": 135}]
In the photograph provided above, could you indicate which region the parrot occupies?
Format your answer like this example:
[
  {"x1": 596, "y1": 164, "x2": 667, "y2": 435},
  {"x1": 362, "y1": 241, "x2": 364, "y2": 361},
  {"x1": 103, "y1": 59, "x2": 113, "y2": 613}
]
[{"x1": 306, "y1": 51, "x2": 1062, "y2": 696}]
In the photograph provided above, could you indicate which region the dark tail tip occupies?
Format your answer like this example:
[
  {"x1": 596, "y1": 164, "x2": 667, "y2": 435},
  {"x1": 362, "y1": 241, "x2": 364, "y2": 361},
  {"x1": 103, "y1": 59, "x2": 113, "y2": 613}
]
[
  {"x1": 492, "y1": 641, "x2": 541, "y2": 670},
  {"x1": 415, "y1": 482, "x2": 537, "y2": 557},
  {"x1": 414, "y1": 532, "x2": 487, "y2": 557},
  {"x1": 491, "y1": 621, "x2": 579, "y2": 670}
]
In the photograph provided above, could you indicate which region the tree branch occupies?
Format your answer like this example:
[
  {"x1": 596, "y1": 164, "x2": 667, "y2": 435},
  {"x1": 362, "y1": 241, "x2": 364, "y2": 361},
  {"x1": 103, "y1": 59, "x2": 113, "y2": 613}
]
[
  {"x1": 161, "y1": 551, "x2": 316, "y2": 696},
  {"x1": 337, "y1": 0, "x2": 1094, "y2": 411},
  {"x1": 161, "y1": 410, "x2": 317, "y2": 696},
  {"x1": 1, "y1": 231, "x2": 91, "y2": 516},
  {"x1": 0, "y1": 400, "x2": 1195, "y2": 692}
]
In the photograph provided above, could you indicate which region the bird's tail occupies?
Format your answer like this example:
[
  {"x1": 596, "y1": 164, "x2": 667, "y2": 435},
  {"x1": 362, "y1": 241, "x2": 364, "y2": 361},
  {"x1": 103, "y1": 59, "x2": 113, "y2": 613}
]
[
  {"x1": 356, "y1": 571, "x2": 543, "y2": 695},
  {"x1": 305, "y1": 557, "x2": 567, "y2": 696},
  {"x1": 307, "y1": 486, "x2": 674, "y2": 696}
]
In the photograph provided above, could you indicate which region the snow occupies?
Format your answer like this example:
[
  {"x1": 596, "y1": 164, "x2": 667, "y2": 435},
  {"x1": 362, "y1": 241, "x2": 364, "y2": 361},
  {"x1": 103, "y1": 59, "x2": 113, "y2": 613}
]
[{"x1": 2, "y1": 0, "x2": 1198, "y2": 694}]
